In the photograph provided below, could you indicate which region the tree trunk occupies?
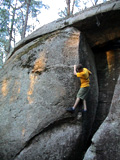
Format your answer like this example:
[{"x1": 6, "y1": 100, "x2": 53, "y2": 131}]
[
  {"x1": 94, "y1": 0, "x2": 98, "y2": 5},
  {"x1": 0, "y1": 52, "x2": 3, "y2": 67},
  {"x1": 21, "y1": 0, "x2": 31, "y2": 39},
  {"x1": 7, "y1": 0, "x2": 22, "y2": 53},
  {"x1": 13, "y1": 28, "x2": 16, "y2": 47},
  {"x1": 66, "y1": 0, "x2": 70, "y2": 16},
  {"x1": 8, "y1": 8, "x2": 16, "y2": 53},
  {"x1": 71, "y1": 0, "x2": 75, "y2": 15}
]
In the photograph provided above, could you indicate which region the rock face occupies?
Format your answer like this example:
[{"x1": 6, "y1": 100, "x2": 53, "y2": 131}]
[
  {"x1": 0, "y1": 28, "x2": 82, "y2": 160},
  {"x1": 0, "y1": 0, "x2": 120, "y2": 160},
  {"x1": 0, "y1": 27, "x2": 98, "y2": 160},
  {"x1": 84, "y1": 75, "x2": 120, "y2": 160}
]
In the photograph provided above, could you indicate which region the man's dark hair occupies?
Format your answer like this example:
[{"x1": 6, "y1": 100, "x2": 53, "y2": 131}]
[{"x1": 76, "y1": 64, "x2": 83, "y2": 72}]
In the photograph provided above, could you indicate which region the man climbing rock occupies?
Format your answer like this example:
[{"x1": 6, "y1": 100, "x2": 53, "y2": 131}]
[{"x1": 66, "y1": 64, "x2": 92, "y2": 113}]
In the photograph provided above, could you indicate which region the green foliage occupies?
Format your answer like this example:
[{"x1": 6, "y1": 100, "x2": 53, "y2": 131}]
[
  {"x1": 18, "y1": 0, "x2": 49, "y2": 38},
  {"x1": 58, "y1": 8, "x2": 68, "y2": 18},
  {"x1": 30, "y1": 0, "x2": 49, "y2": 17},
  {"x1": 0, "y1": 3, "x2": 9, "y2": 65}
]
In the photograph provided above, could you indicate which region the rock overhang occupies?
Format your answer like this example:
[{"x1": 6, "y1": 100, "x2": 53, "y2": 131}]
[
  {"x1": 7, "y1": 0, "x2": 120, "y2": 59},
  {"x1": 77, "y1": 9, "x2": 120, "y2": 48}
]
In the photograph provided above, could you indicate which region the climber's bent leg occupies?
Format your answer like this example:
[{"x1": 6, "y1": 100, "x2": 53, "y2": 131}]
[
  {"x1": 73, "y1": 97, "x2": 80, "y2": 109},
  {"x1": 83, "y1": 99, "x2": 87, "y2": 111},
  {"x1": 66, "y1": 97, "x2": 80, "y2": 113}
]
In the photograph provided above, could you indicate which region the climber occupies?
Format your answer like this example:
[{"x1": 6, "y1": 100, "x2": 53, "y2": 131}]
[{"x1": 66, "y1": 64, "x2": 92, "y2": 113}]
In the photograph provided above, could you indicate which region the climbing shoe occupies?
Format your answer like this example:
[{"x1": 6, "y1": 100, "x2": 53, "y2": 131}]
[
  {"x1": 83, "y1": 109, "x2": 87, "y2": 112},
  {"x1": 66, "y1": 107, "x2": 75, "y2": 113}
]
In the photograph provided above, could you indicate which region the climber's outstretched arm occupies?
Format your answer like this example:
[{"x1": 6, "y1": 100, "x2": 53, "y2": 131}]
[{"x1": 74, "y1": 65, "x2": 77, "y2": 75}]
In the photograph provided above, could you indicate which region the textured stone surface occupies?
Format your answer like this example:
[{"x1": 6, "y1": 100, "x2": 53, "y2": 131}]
[
  {"x1": 84, "y1": 75, "x2": 120, "y2": 160},
  {"x1": 0, "y1": 27, "x2": 82, "y2": 160},
  {"x1": 92, "y1": 48, "x2": 120, "y2": 133}
]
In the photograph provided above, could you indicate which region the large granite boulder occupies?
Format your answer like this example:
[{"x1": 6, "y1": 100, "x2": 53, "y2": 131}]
[
  {"x1": 1, "y1": 24, "x2": 101, "y2": 159},
  {"x1": 0, "y1": 27, "x2": 81, "y2": 160},
  {"x1": 0, "y1": 26, "x2": 98, "y2": 160},
  {"x1": 0, "y1": 1, "x2": 120, "y2": 160},
  {"x1": 84, "y1": 75, "x2": 120, "y2": 160}
]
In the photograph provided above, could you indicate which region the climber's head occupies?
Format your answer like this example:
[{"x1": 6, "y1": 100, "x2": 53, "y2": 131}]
[{"x1": 76, "y1": 64, "x2": 83, "y2": 72}]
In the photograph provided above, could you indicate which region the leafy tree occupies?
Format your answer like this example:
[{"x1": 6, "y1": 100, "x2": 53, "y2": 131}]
[
  {"x1": 0, "y1": 0, "x2": 49, "y2": 63},
  {"x1": 0, "y1": 1, "x2": 10, "y2": 66},
  {"x1": 8, "y1": 0, "x2": 26, "y2": 53},
  {"x1": 0, "y1": 0, "x2": 25, "y2": 54},
  {"x1": 20, "y1": 0, "x2": 49, "y2": 39}
]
